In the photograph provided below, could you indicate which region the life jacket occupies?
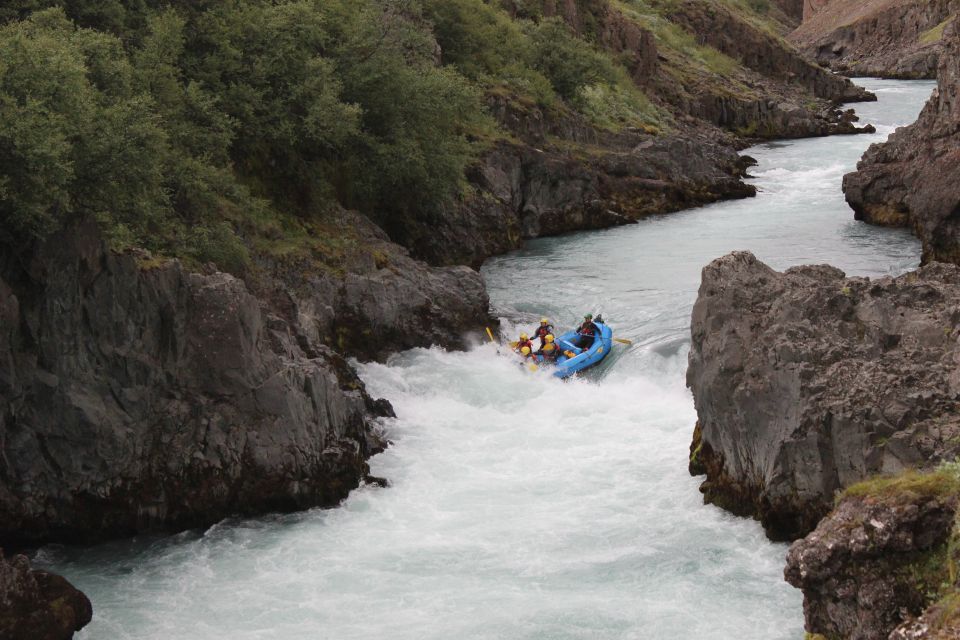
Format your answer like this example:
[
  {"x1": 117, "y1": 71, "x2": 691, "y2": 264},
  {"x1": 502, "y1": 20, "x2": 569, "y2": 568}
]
[
  {"x1": 516, "y1": 338, "x2": 533, "y2": 353},
  {"x1": 534, "y1": 325, "x2": 553, "y2": 340},
  {"x1": 580, "y1": 322, "x2": 597, "y2": 336},
  {"x1": 540, "y1": 342, "x2": 560, "y2": 361}
]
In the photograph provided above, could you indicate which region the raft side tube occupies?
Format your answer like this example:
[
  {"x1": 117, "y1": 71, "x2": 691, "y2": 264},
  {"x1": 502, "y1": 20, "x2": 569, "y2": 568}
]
[{"x1": 552, "y1": 322, "x2": 613, "y2": 379}]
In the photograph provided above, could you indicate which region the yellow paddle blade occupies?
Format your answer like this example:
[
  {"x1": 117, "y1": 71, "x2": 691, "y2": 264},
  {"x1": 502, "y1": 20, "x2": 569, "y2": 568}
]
[
  {"x1": 510, "y1": 341, "x2": 519, "y2": 348},
  {"x1": 486, "y1": 327, "x2": 496, "y2": 344},
  {"x1": 613, "y1": 338, "x2": 633, "y2": 345},
  {"x1": 528, "y1": 364, "x2": 539, "y2": 372}
]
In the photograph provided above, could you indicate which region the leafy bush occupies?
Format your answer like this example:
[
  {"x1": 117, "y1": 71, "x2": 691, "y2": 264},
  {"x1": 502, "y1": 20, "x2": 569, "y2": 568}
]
[
  {"x1": 528, "y1": 18, "x2": 619, "y2": 101},
  {"x1": 0, "y1": 0, "x2": 493, "y2": 271},
  {"x1": 0, "y1": 9, "x2": 170, "y2": 242},
  {"x1": 575, "y1": 84, "x2": 659, "y2": 131},
  {"x1": 0, "y1": 0, "x2": 666, "y2": 268}
]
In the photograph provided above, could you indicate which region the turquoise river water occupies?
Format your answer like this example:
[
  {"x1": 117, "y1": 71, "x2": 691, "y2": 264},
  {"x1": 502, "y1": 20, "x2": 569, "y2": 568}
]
[{"x1": 39, "y1": 78, "x2": 935, "y2": 640}]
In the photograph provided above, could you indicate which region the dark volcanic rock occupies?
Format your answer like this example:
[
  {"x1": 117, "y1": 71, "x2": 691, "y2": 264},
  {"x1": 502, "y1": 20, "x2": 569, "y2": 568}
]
[
  {"x1": 793, "y1": 0, "x2": 958, "y2": 79},
  {"x1": 0, "y1": 551, "x2": 91, "y2": 640},
  {"x1": 275, "y1": 209, "x2": 491, "y2": 361},
  {"x1": 686, "y1": 252, "x2": 960, "y2": 540},
  {"x1": 0, "y1": 219, "x2": 404, "y2": 546},
  {"x1": 844, "y1": 22, "x2": 960, "y2": 264},
  {"x1": 785, "y1": 491, "x2": 958, "y2": 640},
  {"x1": 392, "y1": 133, "x2": 756, "y2": 267}
]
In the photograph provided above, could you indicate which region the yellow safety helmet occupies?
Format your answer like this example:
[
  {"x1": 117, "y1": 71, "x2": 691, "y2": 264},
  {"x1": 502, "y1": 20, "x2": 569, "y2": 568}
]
[
  {"x1": 540, "y1": 317, "x2": 549, "y2": 325},
  {"x1": 545, "y1": 334, "x2": 554, "y2": 343},
  {"x1": 520, "y1": 333, "x2": 529, "y2": 340},
  {"x1": 521, "y1": 346, "x2": 531, "y2": 355}
]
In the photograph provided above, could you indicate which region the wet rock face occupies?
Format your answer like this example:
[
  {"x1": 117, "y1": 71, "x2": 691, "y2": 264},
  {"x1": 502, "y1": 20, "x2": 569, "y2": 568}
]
[
  {"x1": 844, "y1": 23, "x2": 960, "y2": 264},
  {"x1": 0, "y1": 551, "x2": 92, "y2": 640},
  {"x1": 686, "y1": 252, "x2": 960, "y2": 540},
  {"x1": 785, "y1": 493, "x2": 958, "y2": 640},
  {"x1": 0, "y1": 220, "x2": 397, "y2": 546},
  {"x1": 793, "y1": 0, "x2": 958, "y2": 79}
]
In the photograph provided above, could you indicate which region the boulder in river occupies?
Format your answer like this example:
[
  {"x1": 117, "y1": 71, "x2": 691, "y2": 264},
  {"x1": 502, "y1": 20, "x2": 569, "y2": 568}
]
[
  {"x1": 0, "y1": 550, "x2": 92, "y2": 640},
  {"x1": 687, "y1": 251, "x2": 960, "y2": 540}
]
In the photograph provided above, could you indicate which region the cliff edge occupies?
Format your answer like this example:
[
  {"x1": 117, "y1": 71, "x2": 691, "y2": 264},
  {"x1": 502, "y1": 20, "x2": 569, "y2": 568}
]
[
  {"x1": 791, "y1": 0, "x2": 958, "y2": 78},
  {"x1": 844, "y1": 22, "x2": 960, "y2": 265},
  {"x1": 786, "y1": 469, "x2": 960, "y2": 639},
  {"x1": 687, "y1": 252, "x2": 960, "y2": 540},
  {"x1": 0, "y1": 216, "x2": 490, "y2": 547}
]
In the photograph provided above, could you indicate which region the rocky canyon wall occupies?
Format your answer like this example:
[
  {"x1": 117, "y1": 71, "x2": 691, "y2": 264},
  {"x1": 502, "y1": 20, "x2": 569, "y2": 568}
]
[
  {"x1": 844, "y1": 23, "x2": 960, "y2": 264},
  {"x1": 792, "y1": 0, "x2": 958, "y2": 78},
  {"x1": 0, "y1": 216, "x2": 490, "y2": 548},
  {"x1": 687, "y1": 252, "x2": 960, "y2": 540}
]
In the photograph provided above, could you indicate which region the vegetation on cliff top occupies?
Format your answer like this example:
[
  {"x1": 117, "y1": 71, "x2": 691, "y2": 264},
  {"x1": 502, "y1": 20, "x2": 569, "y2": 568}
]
[
  {"x1": 0, "y1": 0, "x2": 669, "y2": 269},
  {"x1": 0, "y1": 0, "x2": 799, "y2": 272},
  {"x1": 840, "y1": 462, "x2": 960, "y2": 634},
  {"x1": 842, "y1": 465, "x2": 960, "y2": 504},
  {"x1": 921, "y1": 15, "x2": 956, "y2": 46}
]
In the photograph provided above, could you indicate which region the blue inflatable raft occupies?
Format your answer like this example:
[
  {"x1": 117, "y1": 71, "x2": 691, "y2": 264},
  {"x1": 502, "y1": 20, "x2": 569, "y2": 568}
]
[{"x1": 547, "y1": 322, "x2": 613, "y2": 379}]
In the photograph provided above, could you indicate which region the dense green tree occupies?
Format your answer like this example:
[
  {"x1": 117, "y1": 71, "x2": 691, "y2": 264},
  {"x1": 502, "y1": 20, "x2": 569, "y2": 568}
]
[
  {"x1": 0, "y1": 0, "x2": 656, "y2": 272},
  {"x1": 0, "y1": 9, "x2": 168, "y2": 241}
]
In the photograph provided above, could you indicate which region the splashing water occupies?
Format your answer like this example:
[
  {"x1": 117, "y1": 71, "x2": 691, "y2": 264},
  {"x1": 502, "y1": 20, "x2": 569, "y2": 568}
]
[{"x1": 38, "y1": 79, "x2": 935, "y2": 640}]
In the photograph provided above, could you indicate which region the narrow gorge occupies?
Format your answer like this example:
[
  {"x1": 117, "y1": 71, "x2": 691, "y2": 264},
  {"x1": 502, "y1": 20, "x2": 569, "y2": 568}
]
[{"x1": 0, "y1": 1, "x2": 956, "y2": 639}]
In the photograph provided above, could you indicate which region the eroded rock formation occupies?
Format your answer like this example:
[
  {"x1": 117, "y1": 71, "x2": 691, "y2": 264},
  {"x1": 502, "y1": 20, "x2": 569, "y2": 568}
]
[
  {"x1": 0, "y1": 217, "x2": 489, "y2": 547},
  {"x1": 687, "y1": 252, "x2": 960, "y2": 540},
  {"x1": 0, "y1": 551, "x2": 91, "y2": 640},
  {"x1": 785, "y1": 487, "x2": 958, "y2": 640},
  {"x1": 394, "y1": 129, "x2": 756, "y2": 267},
  {"x1": 792, "y1": 0, "x2": 958, "y2": 79},
  {"x1": 844, "y1": 22, "x2": 960, "y2": 264},
  {"x1": 669, "y1": 0, "x2": 872, "y2": 102}
]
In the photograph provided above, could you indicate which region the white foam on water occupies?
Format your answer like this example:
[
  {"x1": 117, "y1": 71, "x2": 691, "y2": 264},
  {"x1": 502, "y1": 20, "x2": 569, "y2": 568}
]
[{"x1": 38, "y1": 78, "x2": 937, "y2": 640}]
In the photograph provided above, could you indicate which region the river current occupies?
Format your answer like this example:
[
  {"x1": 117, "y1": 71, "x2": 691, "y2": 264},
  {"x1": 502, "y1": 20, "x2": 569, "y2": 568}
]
[{"x1": 39, "y1": 79, "x2": 934, "y2": 640}]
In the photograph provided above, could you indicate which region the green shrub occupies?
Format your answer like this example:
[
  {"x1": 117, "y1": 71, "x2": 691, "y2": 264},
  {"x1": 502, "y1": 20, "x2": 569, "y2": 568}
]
[
  {"x1": 574, "y1": 83, "x2": 659, "y2": 131},
  {"x1": 0, "y1": 0, "x2": 665, "y2": 270},
  {"x1": 528, "y1": 17, "x2": 619, "y2": 101},
  {"x1": 0, "y1": 9, "x2": 169, "y2": 242},
  {"x1": 0, "y1": 1, "x2": 494, "y2": 270},
  {"x1": 425, "y1": 0, "x2": 530, "y2": 80}
]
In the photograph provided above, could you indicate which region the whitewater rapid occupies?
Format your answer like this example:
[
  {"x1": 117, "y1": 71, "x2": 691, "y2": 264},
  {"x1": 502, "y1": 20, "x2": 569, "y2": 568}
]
[{"x1": 38, "y1": 79, "x2": 934, "y2": 640}]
